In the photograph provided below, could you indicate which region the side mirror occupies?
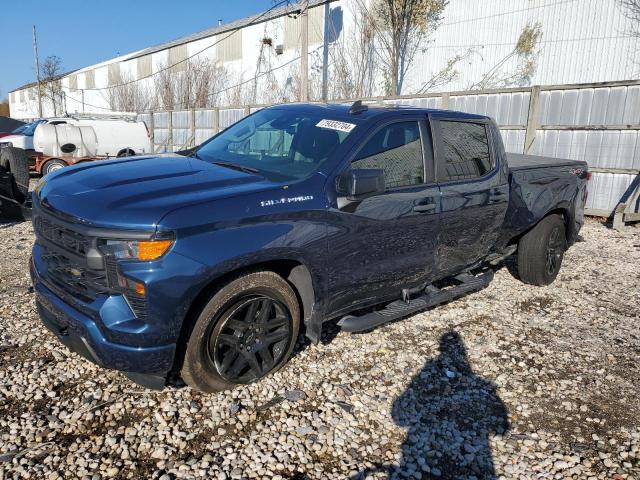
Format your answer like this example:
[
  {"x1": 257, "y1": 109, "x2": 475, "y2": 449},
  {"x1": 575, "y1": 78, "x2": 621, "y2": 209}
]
[{"x1": 336, "y1": 169, "x2": 385, "y2": 201}]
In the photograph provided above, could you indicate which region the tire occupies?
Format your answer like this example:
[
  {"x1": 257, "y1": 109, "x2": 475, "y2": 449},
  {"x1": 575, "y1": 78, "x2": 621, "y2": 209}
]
[
  {"x1": 181, "y1": 271, "x2": 300, "y2": 393},
  {"x1": 42, "y1": 159, "x2": 67, "y2": 176},
  {"x1": 117, "y1": 149, "x2": 135, "y2": 158},
  {"x1": 0, "y1": 147, "x2": 30, "y2": 203},
  {"x1": 516, "y1": 214, "x2": 566, "y2": 286}
]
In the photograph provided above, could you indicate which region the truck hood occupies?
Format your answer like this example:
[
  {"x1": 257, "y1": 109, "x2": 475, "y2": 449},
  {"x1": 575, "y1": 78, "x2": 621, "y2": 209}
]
[
  {"x1": 38, "y1": 155, "x2": 274, "y2": 229},
  {"x1": 1, "y1": 134, "x2": 29, "y2": 146}
]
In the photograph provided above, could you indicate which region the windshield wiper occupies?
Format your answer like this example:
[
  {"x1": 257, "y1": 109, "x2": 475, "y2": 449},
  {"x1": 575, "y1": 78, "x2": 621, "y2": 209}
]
[{"x1": 212, "y1": 161, "x2": 261, "y2": 174}]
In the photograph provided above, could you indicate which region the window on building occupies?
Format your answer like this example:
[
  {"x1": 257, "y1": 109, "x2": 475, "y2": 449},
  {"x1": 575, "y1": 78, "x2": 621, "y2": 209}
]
[
  {"x1": 284, "y1": 6, "x2": 324, "y2": 50},
  {"x1": 68, "y1": 74, "x2": 77, "y2": 92},
  {"x1": 216, "y1": 30, "x2": 243, "y2": 62},
  {"x1": 137, "y1": 55, "x2": 152, "y2": 78},
  {"x1": 352, "y1": 121, "x2": 424, "y2": 189},
  {"x1": 19, "y1": 90, "x2": 25, "y2": 102},
  {"x1": 28, "y1": 87, "x2": 35, "y2": 100},
  {"x1": 84, "y1": 70, "x2": 95, "y2": 89},
  {"x1": 437, "y1": 121, "x2": 493, "y2": 182}
]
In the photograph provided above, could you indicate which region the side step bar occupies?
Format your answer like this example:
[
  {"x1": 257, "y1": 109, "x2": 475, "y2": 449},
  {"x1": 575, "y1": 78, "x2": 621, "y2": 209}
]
[{"x1": 338, "y1": 270, "x2": 494, "y2": 333}]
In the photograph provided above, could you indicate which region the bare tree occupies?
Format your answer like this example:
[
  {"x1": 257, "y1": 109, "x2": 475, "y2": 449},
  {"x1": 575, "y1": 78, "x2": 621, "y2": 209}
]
[
  {"x1": 416, "y1": 48, "x2": 476, "y2": 93},
  {"x1": 619, "y1": 0, "x2": 640, "y2": 34},
  {"x1": 40, "y1": 55, "x2": 65, "y2": 116},
  {"x1": 105, "y1": 72, "x2": 155, "y2": 112},
  {"x1": 0, "y1": 98, "x2": 9, "y2": 117},
  {"x1": 369, "y1": 0, "x2": 448, "y2": 96},
  {"x1": 469, "y1": 23, "x2": 542, "y2": 90},
  {"x1": 617, "y1": 0, "x2": 640, "y2": 70},
  {"x1": 328, "y1": 0, "x2": 377, "y2": 99},
  {"x1": 153, "y1": 58, "x2": 231, "y2": 110}
]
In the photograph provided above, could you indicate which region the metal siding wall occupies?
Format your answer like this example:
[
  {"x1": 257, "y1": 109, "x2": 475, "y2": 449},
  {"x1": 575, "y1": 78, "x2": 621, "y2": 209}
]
[
  {"x1": 172, "y1": 111, "x2": 191, "y2": 151},
  {"x1": 153, "y1": 112, "x2": 170, "y2": 151},
  {"x1": 406, "y1": 0, "x2": 640, "y2": 94},
  {"x1": 195, "y1": 110, "x2": 217, "y2": 145},
  {"x1": 219, "y1": 109, "x2": 247, "y2": 129}
]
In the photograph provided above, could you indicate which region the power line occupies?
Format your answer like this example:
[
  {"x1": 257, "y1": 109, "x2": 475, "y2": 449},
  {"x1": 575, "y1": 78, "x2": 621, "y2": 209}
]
[
  {"x1": 438, "y1": 0, "x2": 581, "y2": 27},
  {"x1": 62, "y1": 0, "x2": 292, "y2": 93}
]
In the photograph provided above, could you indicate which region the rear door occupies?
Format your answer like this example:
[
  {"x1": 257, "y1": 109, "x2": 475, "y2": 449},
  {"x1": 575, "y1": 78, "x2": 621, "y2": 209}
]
[
  {"x1": 431, "y1": 117, "x2": 509, "y2": 276},
  {"x1": 326, "y1": 117, "x2": 440, "y2": 315}
]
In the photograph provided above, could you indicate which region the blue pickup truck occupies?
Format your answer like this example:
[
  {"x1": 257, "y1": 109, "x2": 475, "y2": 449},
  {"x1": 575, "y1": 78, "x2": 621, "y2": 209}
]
[{"x1": 30, "y1": 102, "x2": 588, "y2": 392}]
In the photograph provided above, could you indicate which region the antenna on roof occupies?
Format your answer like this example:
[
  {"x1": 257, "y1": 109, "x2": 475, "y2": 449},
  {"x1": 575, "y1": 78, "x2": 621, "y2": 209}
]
[{"x1": 349, "y1": 100, "x2": 368, "y2": 115}]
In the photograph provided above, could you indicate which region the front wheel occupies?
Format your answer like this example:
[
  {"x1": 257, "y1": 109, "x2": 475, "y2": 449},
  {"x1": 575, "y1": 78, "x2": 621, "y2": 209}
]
[
  {"x1": 516, "y1": 214, "x2": 566, "y2": 286},
  {"x1": 181, "y1": 271, "x2": 300, "y2": 392}
]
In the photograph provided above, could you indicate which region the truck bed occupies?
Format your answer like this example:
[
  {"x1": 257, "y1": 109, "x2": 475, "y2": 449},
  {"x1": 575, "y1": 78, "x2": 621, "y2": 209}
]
[{"x1": 507, "y1": 152, "x2": 587, "y2": 171}]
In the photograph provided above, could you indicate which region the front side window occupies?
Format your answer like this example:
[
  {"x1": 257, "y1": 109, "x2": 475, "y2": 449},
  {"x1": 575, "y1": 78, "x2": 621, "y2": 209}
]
[
  {"x1": 437, "y1": 121, "x2": 492, "y2": 181},
  {"x1": 352, "y1": 121, "x2": 424, "y2": 189},
  {"x1": 196, "y1": 109, "x2": 356, "y2": 181}
]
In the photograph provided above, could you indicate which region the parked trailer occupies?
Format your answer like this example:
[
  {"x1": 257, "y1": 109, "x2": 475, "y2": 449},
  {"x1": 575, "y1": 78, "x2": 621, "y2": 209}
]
[{"x1": 29, "y1": 151, "x2": 111, "y2": 176}]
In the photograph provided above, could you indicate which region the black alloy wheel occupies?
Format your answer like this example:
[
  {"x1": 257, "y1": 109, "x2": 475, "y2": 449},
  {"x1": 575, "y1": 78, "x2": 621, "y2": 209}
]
[{"x1": 209, "y1": 295, "x2": 293, "y2": 383}]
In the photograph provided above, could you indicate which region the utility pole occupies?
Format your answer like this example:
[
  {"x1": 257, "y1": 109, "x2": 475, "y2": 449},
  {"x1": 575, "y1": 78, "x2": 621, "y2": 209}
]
[
  {"x1": 32, "y1": 25, "x2": 43, "y2": 118},
  {"x1": 299, "y1": 0, "x2": 309, "y2": 102},
  {"x1": 321, "y1": 2, "x2": 330, "y2": 102}
]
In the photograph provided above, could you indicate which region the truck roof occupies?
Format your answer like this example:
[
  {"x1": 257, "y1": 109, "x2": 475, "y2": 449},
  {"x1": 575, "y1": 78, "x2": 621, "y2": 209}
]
[{"x1": 270, "y1": 102, "x2": 489, "y2": 122}]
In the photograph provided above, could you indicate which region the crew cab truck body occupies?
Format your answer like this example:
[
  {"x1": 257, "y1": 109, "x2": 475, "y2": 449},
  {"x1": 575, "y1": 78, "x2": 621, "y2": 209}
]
[{"x1": 30, "y1": 104, "x2": 588, "y2": 392}]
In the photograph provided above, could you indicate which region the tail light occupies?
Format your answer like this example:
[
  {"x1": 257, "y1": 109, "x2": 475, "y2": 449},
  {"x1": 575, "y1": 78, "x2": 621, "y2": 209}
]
[{"x1": 586, "y1": 171, "x2": 593, "y2": 181}]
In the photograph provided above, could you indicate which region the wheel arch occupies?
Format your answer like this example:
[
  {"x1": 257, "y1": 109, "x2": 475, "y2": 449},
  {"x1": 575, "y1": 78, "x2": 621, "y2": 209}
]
[
  {"x1": 507, "y1": 204, "x2": 573, "y2": 248},
  {"x1": 169, "y1": 258, "x2": 319, "y2": 380}
]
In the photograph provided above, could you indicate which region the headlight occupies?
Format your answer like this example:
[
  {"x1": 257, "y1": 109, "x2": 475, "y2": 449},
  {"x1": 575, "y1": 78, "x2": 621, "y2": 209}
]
[{"x1": 98, "y1": 238, "x2": 174, "y2": 261}]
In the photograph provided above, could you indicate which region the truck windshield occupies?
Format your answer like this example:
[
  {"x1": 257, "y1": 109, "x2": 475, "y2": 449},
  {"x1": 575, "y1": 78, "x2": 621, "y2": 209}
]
[
  {"x1": 195, "y1": 109, "x2": 357, "y2": 181},
  {"x1": 12, "y1": 120, "x2": 45, "y2": 136}
]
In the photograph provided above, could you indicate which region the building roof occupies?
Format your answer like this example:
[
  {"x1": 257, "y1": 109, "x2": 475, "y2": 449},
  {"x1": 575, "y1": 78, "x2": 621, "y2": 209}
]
[
  {"x1": 126, "y1": 0, "x2": 332, "y2": 62},
  {"x1": 9, "y1": 70, "x2": 78, "y2": 94}
]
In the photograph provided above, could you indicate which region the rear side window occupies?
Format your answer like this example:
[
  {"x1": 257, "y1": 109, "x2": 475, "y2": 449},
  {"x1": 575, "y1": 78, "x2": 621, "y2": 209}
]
[
  {"x1": 352, "y1": 121, "x2": 424, "y2": 189},
  {"x1": 437, "y1": 121, "x2": 492, "y2": 182}
]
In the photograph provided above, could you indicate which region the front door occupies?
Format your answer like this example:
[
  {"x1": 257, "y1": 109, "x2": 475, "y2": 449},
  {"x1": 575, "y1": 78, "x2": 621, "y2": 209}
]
[{"x1": 326, "y1": 118, "x2": 440, "y2": 316}]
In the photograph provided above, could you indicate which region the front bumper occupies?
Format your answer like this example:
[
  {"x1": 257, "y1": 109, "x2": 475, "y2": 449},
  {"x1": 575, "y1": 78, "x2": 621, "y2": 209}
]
[{"x1": 31, "y1": 257, "x2": 176, "y2": 389}]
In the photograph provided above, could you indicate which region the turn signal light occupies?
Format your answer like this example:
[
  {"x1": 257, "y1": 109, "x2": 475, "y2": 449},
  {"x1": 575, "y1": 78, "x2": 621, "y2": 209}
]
[
  {"x1": 138, "y1": 240, "x2": 174, "y2": 261},
  {"x1": 134, "y1": 282, "x2": 146, "y2": 296}
]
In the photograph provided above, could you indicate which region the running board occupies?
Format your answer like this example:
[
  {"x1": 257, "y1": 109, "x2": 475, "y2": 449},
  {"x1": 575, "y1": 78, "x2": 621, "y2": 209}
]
[{"x1": 338, "y1": 270, "x2": 494, "y2": 333}]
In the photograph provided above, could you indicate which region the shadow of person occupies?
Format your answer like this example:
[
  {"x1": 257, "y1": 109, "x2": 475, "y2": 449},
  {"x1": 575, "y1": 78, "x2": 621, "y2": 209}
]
[{"x1": 355, "y1": 331, "x2": 510, "y2": 479}]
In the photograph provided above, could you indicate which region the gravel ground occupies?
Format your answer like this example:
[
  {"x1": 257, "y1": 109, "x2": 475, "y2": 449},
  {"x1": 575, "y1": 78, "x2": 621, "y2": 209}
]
[{"x1": 0, "y1": 218, "x2": 638, "y2": 480}]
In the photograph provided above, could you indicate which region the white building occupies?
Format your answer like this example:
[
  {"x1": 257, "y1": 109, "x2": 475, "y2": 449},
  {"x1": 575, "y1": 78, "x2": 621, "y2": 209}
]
[{"x1": 8, "y1": 0, "x2": 640, "y2": 119}]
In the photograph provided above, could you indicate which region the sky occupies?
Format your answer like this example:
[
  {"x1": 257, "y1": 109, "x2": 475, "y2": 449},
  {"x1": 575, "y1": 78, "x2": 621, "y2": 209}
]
[{"x1": 0, "y1": 0, "x2": 275, "y2": 100}]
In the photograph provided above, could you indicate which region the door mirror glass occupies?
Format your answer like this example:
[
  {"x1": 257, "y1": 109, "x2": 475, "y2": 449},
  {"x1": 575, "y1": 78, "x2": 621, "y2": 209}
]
[{"x1": 337, "y1": 168, "x2": 385, "y2": 200}]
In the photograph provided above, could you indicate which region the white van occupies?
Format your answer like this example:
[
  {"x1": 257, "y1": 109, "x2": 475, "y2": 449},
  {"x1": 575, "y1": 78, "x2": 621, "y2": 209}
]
[{"x1": 33, "y1": 116, "x2": 151, "y2": 158}]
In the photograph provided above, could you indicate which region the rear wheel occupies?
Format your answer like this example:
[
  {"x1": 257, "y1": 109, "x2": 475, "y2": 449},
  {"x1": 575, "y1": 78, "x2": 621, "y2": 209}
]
[
  {"x1": 181, "y1": 271, "x2": 300, "y2": 392},
  {"x1": 0, "y1": 147, "x2": 30, "y2": 203},
  {"x1": 42, "y1": 159, "x2": 67, "y2": 176},
  {"x1": 516, "y1": 214, "x2": 566, "y2": 286}
]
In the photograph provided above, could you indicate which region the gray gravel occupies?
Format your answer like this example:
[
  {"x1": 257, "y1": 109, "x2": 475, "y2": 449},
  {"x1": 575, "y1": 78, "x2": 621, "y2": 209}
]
[{"x1": 0, "y1": 218, "x2": 638, "y2": 479}]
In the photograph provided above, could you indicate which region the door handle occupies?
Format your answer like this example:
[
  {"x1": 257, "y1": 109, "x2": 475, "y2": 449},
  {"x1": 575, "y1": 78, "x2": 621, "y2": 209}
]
[{"x1": 413, "y1": 203, "x2": 437, "y2": 213}]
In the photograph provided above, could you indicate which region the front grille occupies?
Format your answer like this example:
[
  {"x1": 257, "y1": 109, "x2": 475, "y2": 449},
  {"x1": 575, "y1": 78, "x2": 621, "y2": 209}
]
[
  {"x1": 35, "y1": 216, "x2": 89, "y2": 256},
  {"x1": 41, "y1": 248, "x2": 109, "y2": 303},
  {"x1": 35, "y1": 213, "x2": 147, "y2": 321}
]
